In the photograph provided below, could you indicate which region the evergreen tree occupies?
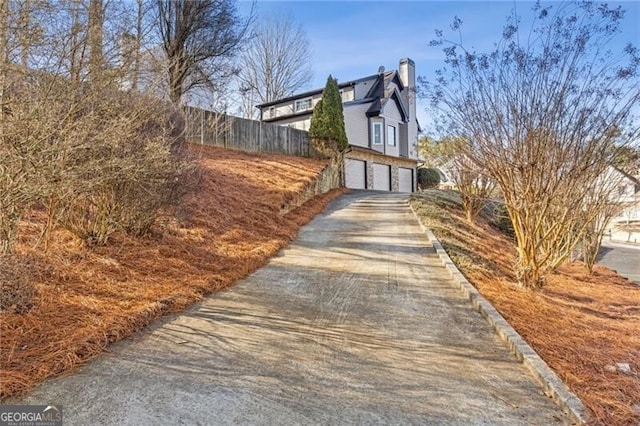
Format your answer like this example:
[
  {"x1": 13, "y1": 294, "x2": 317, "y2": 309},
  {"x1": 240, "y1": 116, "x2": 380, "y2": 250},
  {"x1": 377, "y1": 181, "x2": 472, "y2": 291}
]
[
  {"x1": 309, "y1": 75, "x2": 348, "y2": 157},
  {"x1": 308, "y1": 97, "x2": 323, "y2": 143}
]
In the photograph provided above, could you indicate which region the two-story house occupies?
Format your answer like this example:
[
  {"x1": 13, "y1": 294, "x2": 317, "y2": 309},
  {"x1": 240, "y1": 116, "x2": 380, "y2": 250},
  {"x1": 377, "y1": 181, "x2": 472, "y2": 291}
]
[{"x1": 256, "y1": 58, "x2": 420, "y2": 192}]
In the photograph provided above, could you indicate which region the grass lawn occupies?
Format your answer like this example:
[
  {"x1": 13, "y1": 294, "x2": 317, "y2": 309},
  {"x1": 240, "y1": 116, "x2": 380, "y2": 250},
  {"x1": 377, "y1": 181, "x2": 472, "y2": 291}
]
[
  {"x1": 0, "y1": 145, "x2": 346, "y2": 400},
  {"x1": 410, "y1": 189, "x2": 640, "y2": 426}
]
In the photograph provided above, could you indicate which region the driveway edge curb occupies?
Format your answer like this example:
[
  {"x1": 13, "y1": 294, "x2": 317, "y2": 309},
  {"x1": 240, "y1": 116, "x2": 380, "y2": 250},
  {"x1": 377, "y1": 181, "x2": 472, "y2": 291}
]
[{"x1": 409, "y1": 205, "x2": 588, "y2": 425}]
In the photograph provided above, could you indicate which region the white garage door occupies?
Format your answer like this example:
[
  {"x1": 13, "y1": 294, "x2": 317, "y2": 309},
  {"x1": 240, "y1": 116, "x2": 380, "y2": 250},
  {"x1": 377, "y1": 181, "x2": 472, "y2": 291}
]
[
  {"x1": 345, "y1": 159, "x2": 366, "y2": 189},
  {"x1": 399, "y1": 167, "x2": 414, "y2": 193},
  {"x1": 372, "y1": 163, "x2": 391, "y2": 191}
]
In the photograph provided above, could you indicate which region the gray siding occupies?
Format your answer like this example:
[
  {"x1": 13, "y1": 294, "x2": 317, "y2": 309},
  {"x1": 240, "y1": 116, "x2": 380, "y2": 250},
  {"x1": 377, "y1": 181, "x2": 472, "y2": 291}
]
[
  {"x1": 382, "y1": 100, "x2": 403, "y2": 157},
  {"x1": 343, "y1": 103, "x2": 371, "y2": 148}
]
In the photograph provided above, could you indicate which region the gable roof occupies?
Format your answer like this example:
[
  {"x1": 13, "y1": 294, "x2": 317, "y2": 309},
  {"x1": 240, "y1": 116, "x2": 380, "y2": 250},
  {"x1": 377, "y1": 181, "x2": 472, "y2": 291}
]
[
  {"x1": 366, "y1": 86, "x2": 409, "y2": 123},
  {"x1": 256, "y1": 73, "x2": 380, "y2": 109},
  {"x1": 357, "y1": 70, "x2": 409, "y2": 122},
  {"x1": 256, "y1": 70, "x2": 409, "y2": 123},
  {"x1": 364, "y1": 70, "x2": 404, "y2": 98}
]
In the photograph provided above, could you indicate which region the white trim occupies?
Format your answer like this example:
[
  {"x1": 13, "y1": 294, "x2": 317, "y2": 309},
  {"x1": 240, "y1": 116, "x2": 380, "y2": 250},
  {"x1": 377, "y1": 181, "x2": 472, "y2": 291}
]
[
  {"x1": 372, "y1": 121, "x2": 383, "y2": 145},
  {"x1": 387, "y1": 125, "x2": 396, "y2": 146}
]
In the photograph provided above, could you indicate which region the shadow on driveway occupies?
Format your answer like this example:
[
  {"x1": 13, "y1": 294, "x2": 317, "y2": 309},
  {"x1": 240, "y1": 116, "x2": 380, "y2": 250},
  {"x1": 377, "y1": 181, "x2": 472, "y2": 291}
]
[{"x1": 12, "y1": 192, "x2": 570, "y2": 425}]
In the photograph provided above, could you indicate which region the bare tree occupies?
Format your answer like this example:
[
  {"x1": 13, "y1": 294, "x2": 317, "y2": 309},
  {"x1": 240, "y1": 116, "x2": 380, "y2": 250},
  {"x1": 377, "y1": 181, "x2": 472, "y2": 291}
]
[
  {"x1": 131, "y1": 0, "x2": 144, "y2": 90},
  {"x1": 0, "y1": 0, "x2": 192, "y2": 253},
  {"x1": 87, "y1": 0, "x2": 103, "y2": 78},
  {"x1": 237, "y1": 12, "x2": 312, "y2": 118},
  {"x1": 125, "y1": 0, "x2": 146, "y2": 91},
  {"x1": 117, "y1": 0, "x2": 172, "y2": 94},
  {"x1": 17, "y1": 0, "x2": 32, "y2": 68},
  {"x1": 424, "y1": 2, "x2": 640, "y2": 288},
  {"x1": 419, "y1": 135, "x2": 496, "y2": 222},
  {"x1": 155, "y1": 0, "x2": 251, "y2": 106},
  {"x1": 0, "y1": 0, "x2": 8, "y2": 94}
]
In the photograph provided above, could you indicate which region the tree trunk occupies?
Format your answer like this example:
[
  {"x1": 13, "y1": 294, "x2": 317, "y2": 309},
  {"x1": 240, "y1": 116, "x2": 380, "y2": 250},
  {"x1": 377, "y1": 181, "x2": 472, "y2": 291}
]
[
  {"x1": 510, "y1": 206, "x2": 547, "y2": 289},
  {"x1": 131, "y1": 0, "x2": 143, "y2": 91},
  {"x1": 168, "y1": 53, "x2": 184, "y2": 105},
  {"x1": 19, "y1": 0, "x2": 30, "y2": 68},
  {"x1": 169, "y1": 73, "x2": 182, "y2": 105},
  {"x1": 515, "y1": 259, "x2": 546, "y2": 289},
  {"x1": 0, "y1": 207, "x2": 19, "y2": 256},
  {"x1": 69, "y1": 1, "x2": 82, "y2": 85},
  {"x1": 88, "y1": 0, "x2": 103, "y2": 80},
  {"x1": 582, "y1": 229, "x2": 604, "y2": 275}
]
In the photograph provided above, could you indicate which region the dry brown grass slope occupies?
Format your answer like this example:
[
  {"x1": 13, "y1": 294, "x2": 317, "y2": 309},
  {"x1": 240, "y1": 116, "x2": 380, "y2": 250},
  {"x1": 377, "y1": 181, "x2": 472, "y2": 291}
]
[
  {"x1": 411, "y1": 189, "x2": 640, "y2": 426},
  {"x1": 0, "y1": 145, "x2": 347, "y2": 399}
]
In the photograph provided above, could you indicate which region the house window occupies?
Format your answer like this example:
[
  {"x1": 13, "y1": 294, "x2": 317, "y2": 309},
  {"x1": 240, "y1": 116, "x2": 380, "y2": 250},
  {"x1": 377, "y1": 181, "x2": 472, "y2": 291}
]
[
  {"x1": 387, "y1": 125, "x2": 396, "y2": 146},
  {"x1": 372, "y1": 122, "x2": 383, "y2": 145},
  {"x1": 294, "y1": 98, "x2": 312, "y2": 112}
]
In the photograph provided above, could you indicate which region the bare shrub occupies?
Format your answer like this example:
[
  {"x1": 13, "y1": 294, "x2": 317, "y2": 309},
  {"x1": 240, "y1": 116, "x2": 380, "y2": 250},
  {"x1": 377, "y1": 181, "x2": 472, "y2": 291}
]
[
  {"x1": 0, "y1": 68, "x2": 54, "y2": 254},
  {"x1": 0, "y1": 151, "x2": 29, "y2": 255},
  {"x1": 54, "y1": 88, "x2": 190, "y2": 244}
]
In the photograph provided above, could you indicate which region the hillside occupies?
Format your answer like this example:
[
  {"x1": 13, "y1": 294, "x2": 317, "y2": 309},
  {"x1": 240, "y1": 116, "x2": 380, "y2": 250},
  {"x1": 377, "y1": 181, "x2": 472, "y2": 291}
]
[
  {"x1": 0, "y1": 145, "x2": 346, "y2": 399},
  {"x1": 411, "y1": 190, "x2": 640, "y2": 426}
]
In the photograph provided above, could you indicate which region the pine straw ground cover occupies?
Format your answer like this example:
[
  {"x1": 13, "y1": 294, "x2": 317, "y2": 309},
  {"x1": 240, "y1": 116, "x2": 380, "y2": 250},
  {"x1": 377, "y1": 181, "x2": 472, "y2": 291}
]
[
  {"x1": 410, "y1": 190, "x2": 640, "y2": 426},
  {"x1": 0, "y1": 144, "x2": 347, "y2": 399}
]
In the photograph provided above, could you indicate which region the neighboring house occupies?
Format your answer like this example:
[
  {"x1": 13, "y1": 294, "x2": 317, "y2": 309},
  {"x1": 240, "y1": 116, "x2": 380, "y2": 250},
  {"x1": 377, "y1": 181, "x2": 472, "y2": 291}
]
[
  {"x1": 552, "y1": 164, "x2": 640, "y2": 243},
  {"x1": 256, "y1": 58, "x2": 420, "y2": 192},
  {"x1": 597, "y1": 166, "x2": 639, "y2": 207},
  {"x1": 436, "y1": 167, "x2": 456, "y2": 190},
  {"x1": 421, "y1": 161, "x2": 484, "y2": 192},
  {"x1": 599, "y1": 166, "x2": 640, "y2": 243}
]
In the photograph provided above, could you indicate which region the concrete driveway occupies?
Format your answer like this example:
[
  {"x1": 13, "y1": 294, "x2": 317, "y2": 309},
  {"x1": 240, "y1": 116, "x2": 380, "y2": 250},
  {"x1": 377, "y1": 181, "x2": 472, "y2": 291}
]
[{"x1": 12, "y1": 192, "x2": 569, "y2": 425}]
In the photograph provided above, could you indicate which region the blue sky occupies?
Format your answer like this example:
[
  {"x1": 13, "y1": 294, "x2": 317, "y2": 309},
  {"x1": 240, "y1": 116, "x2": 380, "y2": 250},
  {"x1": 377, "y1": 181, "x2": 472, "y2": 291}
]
[{"x1": 238, "y1": 0, "x2": 640, "y2": 131}]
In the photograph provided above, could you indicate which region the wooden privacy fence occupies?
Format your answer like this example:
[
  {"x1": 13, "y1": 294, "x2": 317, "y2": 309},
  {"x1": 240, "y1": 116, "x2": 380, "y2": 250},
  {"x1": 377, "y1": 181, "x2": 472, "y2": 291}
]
[{"x1": 184, "y1": 107, "x2": 312, "y2": 158}]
